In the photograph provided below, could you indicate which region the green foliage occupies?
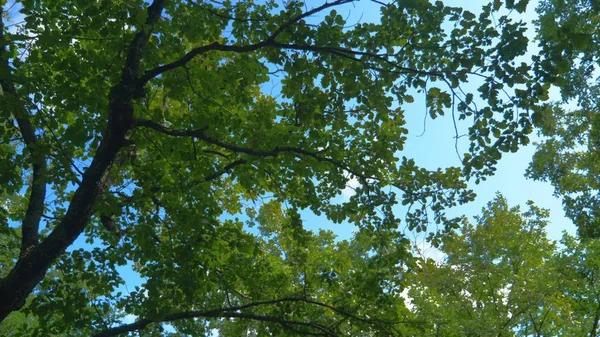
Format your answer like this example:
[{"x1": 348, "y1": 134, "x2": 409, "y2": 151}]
[
  {"x1": 528, "y1": 0, "x2": 600, "y2": 238},
  {"x1": 0, "y1": 0, "x2": 545, "y2": 335},
  {"x1": 405, "y1": 195, "x2": 600, "y2": 337},
  {"x1": 554, "y1": 234, "x2": 600, "y2": 336},
  {"x1": 408, "y1": 195, "x2": 560, "y2": 336}
]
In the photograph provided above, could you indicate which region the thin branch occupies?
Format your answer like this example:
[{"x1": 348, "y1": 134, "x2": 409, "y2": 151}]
[
  {"x1": 40, "y1": 107, "x2": 85, "y2": 185},
  {"x1": 140, "y1": 0, "x2": 358, "y2": 83},
  {"x1": 41, "y1": 214, "x2": 63, "y2": 221},
  {"x1": 95, "y1": 295, "x2": 426, "y2": 337},
  {"x1": 0, "y1": 7, "x2": 48, "y2": 257},
  {"x1": 193, "y1": 1, "x2": 269, "y2": 23},
  {"x1": 590, "y1": 301, "x2": 600, "y2": 337},
  {"x1": 134, "y1": 118, "x2": 368, "y2": 183},
  {"x1": 97, "y1": 312, "x2": 335, "y2": 337},
  {"x1": 141, "y1": 38, "x2": 445, "y2": 85},
  {"x1": 267, "y1": 0, "x2": 354, "y2": 44},
  {"x1": 370, "y1": 0, "x2": 390, "y2": 7},
  {"x1": 204, "y1": 159, "x2": 247, "y2": 182},
  {"x1": 203, "y1": 149, "x2": 230, "y2": 158},
  {"x1": 8, "y1": 34, "x2": 123, "y2": 42},
  {"x1": 0, "y1": 136, "x2": 23, "y2": 144}
]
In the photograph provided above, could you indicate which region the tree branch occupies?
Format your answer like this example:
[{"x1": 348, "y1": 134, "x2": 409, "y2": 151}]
[
  {"x1": 204, "y1": 159, "x2": 247, "y2": 182},
  {"x1": 134, "y1": 118, "x2": 369, "y2": 183},
  {"x1": 93, "y1": 297, "x2": 350, "y2": 337},
  {"x1": 0, "y1": 7, "x2": 47, "y2": 257},
  {"x1": 140, "y1": 0, "x2": 358, "y2": 84},
  {"x1": 96, "y1": 311, "x2": 335, "y2": 337},
  {"x1": 590, "y1": 301, "x2": 600, "y2": 337},
  {"x1": 141, "y1": 36, "x2": 447, "y2": 84},
  {"x1": 95, "y1": 295, "x2": 415, "y2": 337},
  {"x1": 121, "y1": 0, "x2": 165, "y2": 87},
  {"x1": 267, "y1": 0, "x2": 354, "y2": 44}
]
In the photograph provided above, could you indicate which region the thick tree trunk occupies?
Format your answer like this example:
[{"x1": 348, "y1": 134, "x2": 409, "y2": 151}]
[
  {"x1": 0, "y1": 86, "x2": 133, "y2": 320},
  {"x1": 0, "y1": 0, "x2": 165, "y2": 322}
]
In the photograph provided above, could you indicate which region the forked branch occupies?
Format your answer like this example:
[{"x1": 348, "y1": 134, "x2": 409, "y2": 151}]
[{"x1": 0, "y1": 0, "x2": 167, "y2": 321}]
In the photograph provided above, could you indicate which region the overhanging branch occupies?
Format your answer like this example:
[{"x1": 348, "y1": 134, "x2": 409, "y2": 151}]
[
  {"x1": 140, "y1": 0, "x2": 364, "y2": 84},
  {"x1": 93, "y1": 297, "x2": 367, "y2": 337},
  {"x1": 94, "y1": 295, "x2": 421, "y2": 337},
  {"x1": 96, "y1": 312, "x2": 335, "y2": 337},
  {"x1": 134, "y1": 118, "x2": 369, "y2": 183}
]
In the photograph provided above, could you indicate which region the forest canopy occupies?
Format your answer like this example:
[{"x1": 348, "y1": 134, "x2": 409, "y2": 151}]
[{"x1": 0, "y1": 0, "x2": 598, "y2": 336}]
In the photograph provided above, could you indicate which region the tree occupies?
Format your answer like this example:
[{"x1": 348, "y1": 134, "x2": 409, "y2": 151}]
[
  {"x1": 407, "y1": 195, "x2": 563, "y2": 337},
  {"x1": 553, "y1": 234, "x2": 600, "y2": 337},
  {"x1": 527, "y1": 0, "x2": 600, "y2": 238},
  {"x1": 1, "y1": 0, "x2": 537, "y2": 335},
  {"x1": 405, "y1": 195, "x2": 600, "y2": 337}
]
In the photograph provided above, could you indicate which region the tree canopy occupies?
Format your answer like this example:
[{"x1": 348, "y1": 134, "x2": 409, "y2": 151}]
[
  {"x1": 528, "y1": 0, "x2": 600, "y2": 238},
  {"x1": 0, "y1": 0, "x2": 588, "y2": 336},
  {"x1": 408, "y1": 195, "x2": 600, "y2": 337}
]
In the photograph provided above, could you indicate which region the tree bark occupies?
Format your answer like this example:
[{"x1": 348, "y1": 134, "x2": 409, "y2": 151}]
[{"x1": 590, "y1": 302, "x2": 600, "y2": 337}]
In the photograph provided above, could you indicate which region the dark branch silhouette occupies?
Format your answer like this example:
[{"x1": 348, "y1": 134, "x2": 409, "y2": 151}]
[
  {"x1": 93, "y1": 296, "x2": 407, "y2": 337},
  {"x1": 134, "y1": 118, "x2": 368, "y2": 183},
  {"x1": 140, "y1": 0, "x2": 356, "y2": 83}
]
